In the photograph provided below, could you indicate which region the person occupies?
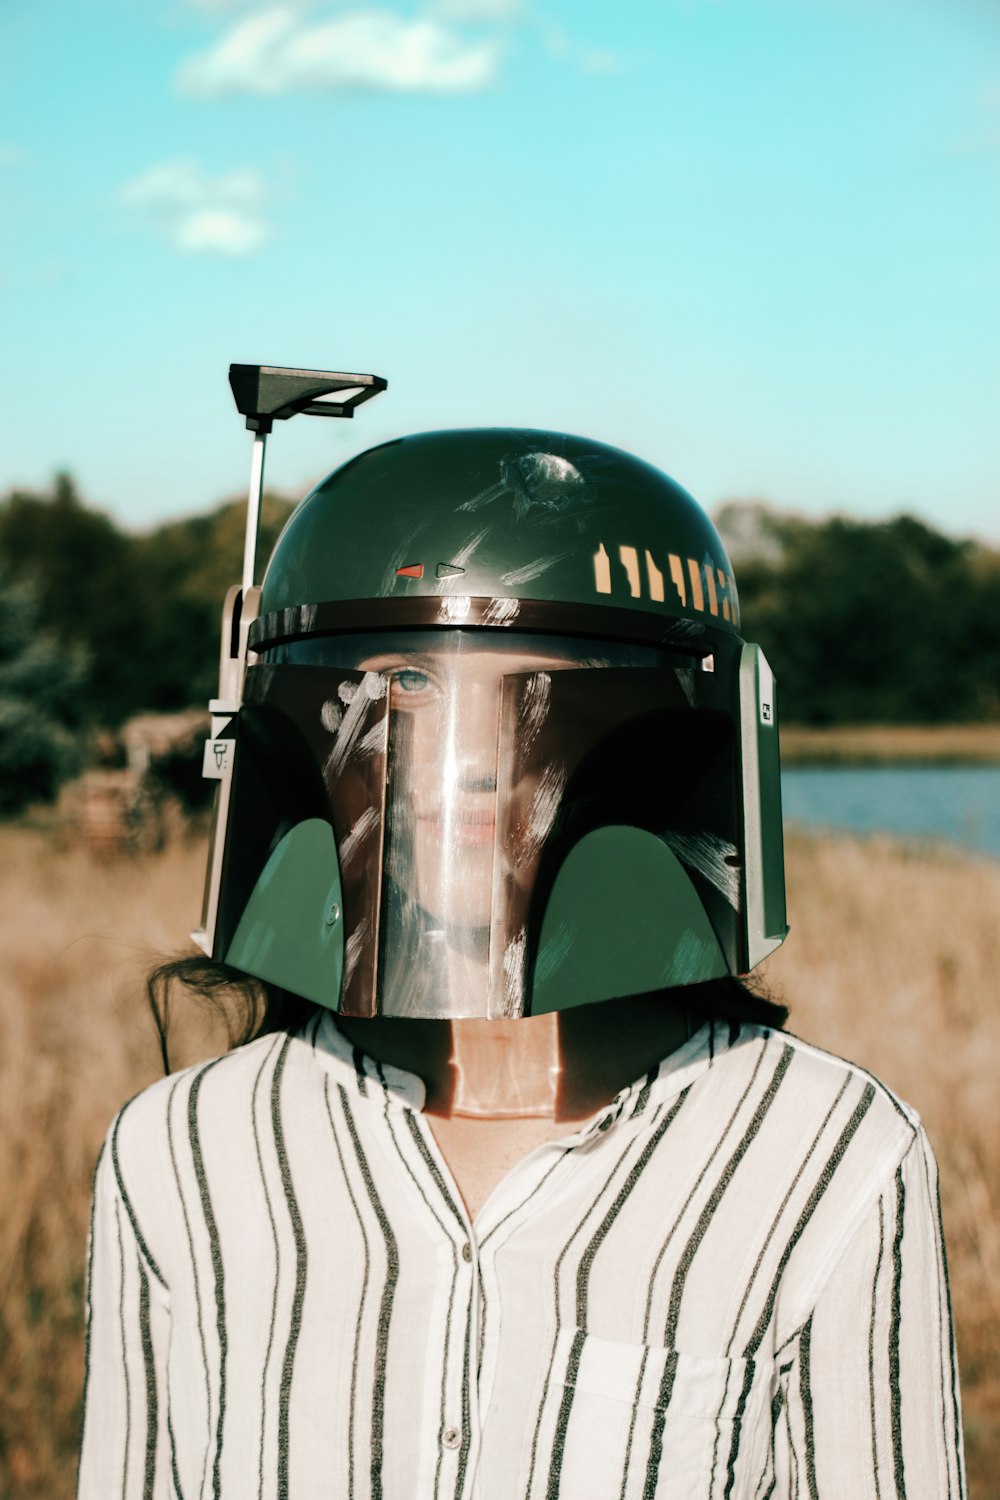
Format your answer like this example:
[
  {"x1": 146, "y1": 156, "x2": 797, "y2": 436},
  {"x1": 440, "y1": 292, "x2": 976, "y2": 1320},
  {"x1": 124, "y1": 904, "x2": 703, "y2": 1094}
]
[{"x1": 78, "y1": 427, "x2": 966, "y2": 1499}]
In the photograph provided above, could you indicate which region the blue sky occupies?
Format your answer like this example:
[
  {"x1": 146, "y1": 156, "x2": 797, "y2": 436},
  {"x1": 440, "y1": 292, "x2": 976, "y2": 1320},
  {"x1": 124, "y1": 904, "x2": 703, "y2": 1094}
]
[{"x1": 2, "y1": 0, "x2": 998, "y2": 537}]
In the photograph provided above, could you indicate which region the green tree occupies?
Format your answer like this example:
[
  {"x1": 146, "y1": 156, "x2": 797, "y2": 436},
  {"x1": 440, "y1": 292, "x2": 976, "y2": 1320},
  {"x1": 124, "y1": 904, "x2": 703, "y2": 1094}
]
[
  {"x1": 721, "y1": 506, "x2": 1000, "y2": 723},
  {"x1": 134, "y1": 493, "x2": 293, "y2": 712},
  {"x1": 0, "y1": 474, "x2": 145, "y2": 723},
  {"x1": 0, "y1": 572, "x2": 88, "y2": 814},
  {"x1": 0, "y1": 475, "x2": 292, "y2": 724}
]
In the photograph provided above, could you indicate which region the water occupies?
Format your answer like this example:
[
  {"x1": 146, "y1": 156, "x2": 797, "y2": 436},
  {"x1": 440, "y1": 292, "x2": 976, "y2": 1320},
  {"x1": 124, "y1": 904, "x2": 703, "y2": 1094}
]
[{"x1": 780, "y1": 766, "x2": 1000, "y2": 860}]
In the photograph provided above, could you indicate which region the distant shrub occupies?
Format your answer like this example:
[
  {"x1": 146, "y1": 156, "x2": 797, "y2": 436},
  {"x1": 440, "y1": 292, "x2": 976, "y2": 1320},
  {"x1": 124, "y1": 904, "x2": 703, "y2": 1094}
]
[
  {"x1": 0, "y1": 474, "x2": 293, "y2": 725},
  {"x1": 717, "y1": 504, "x2": 1000, "y2": 723},
  {"x1": 0, "y1": 573, "x2": 87, "y2": 815}
]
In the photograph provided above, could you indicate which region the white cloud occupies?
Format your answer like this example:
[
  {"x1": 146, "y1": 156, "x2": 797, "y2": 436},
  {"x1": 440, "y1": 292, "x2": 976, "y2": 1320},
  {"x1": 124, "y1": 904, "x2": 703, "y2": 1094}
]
[
  {"x1": 121, "y1": 160, "x2": 265, "y2": 208},
  {"x1": 120, "y1": 160, "x2": 270, "y2": 255},
  {"x1": 176, "y1": 5, "x2": 500, "y2": 96},
  {"x1": 174, "y1": 209, "x2": 268, "y2": 252}
]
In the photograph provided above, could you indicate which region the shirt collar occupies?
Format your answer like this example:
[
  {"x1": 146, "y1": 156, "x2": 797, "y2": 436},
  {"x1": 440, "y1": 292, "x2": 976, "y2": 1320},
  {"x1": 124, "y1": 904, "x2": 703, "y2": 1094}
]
[
  {"x1": 309, "y1": 1011, "x2": 428, "y2": 1112},
  {"x1": 572, "y1": 1019, "x2": 722, "y2": 1142},
  {"x1": 307, "y1": 1011, "x2": 725, "y2": 1139}
]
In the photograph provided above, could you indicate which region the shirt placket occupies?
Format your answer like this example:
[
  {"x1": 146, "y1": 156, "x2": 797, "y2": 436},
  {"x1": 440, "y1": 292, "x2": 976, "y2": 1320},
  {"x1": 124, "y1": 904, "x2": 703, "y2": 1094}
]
[
  {"x1": 435, "y1": 1222, "x2": 482, "y2": 1500},
  {"x1": 390, "y1": 1107, "x2": 483, "y2": 1500}
]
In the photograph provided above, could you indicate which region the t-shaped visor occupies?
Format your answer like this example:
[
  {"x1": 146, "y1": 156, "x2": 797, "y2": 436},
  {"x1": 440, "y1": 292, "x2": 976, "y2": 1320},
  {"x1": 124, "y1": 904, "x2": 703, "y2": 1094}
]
[{"x1": 203, "y1": 626, "x2": 761, "y2": 1019}]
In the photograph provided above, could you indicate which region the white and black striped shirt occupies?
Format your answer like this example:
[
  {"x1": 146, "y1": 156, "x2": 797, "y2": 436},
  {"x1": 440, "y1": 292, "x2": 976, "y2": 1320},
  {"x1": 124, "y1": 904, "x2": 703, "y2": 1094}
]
[{"x1": 79, "y1": 1016, "x2": 965, "y2": 1499}]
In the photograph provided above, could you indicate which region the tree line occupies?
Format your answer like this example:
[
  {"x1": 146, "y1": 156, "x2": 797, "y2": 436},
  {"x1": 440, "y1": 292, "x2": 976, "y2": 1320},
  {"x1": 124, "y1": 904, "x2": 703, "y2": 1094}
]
[
  {"x1": 715, "y1": 501, "x2": 1000, "y2": 724},
  {"x1": 1, "y1": 475, "x2": 998, "y2": 813},
  {"x1": 0, "y1": 475, "x2": 292, "y2": 812}
]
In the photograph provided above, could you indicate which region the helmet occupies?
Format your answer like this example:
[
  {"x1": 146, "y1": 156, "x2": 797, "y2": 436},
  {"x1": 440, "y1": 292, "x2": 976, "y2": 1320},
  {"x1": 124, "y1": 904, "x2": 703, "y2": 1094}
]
[{"x1": 195, "y1": 427, "x2": 787, "y2": 1019}]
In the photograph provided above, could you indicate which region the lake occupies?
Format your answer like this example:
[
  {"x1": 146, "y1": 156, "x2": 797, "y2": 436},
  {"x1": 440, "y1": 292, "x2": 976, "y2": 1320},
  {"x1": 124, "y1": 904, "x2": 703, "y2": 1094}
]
[{"x1": 781, "y1": 766, "x2": 1000, "y2": 861}]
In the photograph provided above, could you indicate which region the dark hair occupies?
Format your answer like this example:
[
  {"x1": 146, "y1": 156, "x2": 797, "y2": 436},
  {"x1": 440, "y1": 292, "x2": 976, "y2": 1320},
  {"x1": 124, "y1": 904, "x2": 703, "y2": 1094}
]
[
  {"x1": 146, "y1": 956, "x2": 316, "y2": 1075},
  {"x1": 146, "y1": 955, "x2": 788, "y2": 1075},
  {"x1": 684, "y1": 973, "x2": 789, "y2": 1031}
]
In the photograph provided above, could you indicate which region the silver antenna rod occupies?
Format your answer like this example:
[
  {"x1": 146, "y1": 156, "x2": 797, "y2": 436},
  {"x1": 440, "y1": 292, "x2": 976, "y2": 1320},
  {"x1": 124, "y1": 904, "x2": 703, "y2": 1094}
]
[{"x1": 242, "y1": 429, "x2": 268, "y2": 595}]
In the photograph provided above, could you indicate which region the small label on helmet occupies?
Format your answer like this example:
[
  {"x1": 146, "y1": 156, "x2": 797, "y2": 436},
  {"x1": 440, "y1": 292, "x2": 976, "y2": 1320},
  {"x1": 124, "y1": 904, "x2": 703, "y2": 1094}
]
[
  {"x1": 757, "y1": 656, "x2": 775, "y2": 726},
  {"x1": 203, "y1": 739, "x2": 233, "y2": 779}
]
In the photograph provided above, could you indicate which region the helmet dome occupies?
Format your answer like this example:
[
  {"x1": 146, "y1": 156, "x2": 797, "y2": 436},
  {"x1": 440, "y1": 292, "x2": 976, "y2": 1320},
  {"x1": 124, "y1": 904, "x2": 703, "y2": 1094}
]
[{"x1": 258, "y1": 429, "x2": 740, "y2": 644}]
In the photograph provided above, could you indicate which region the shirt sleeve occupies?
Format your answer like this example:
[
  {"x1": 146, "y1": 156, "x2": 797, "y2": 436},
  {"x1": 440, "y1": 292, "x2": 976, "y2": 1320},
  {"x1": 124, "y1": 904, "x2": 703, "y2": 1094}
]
[
  {"x1": 78, "y1": 1134, "x2": 172, "y2": 1499},
  {"x1": 773, "y1": 1125, "x2": 966, "y2": 1500}
]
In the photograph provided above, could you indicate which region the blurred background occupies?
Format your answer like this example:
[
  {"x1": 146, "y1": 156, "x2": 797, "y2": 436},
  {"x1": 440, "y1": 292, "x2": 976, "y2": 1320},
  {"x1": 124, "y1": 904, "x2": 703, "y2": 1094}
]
[{"x1": 2, "y1": 0, "x2": 998, "y2": 1494}]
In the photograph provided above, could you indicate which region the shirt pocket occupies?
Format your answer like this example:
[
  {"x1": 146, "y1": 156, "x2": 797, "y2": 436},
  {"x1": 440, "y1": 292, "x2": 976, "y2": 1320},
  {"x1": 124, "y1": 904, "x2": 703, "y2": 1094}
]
[{"x1": 528, "y1": 1327, "x2": 769, "y2": 1500}]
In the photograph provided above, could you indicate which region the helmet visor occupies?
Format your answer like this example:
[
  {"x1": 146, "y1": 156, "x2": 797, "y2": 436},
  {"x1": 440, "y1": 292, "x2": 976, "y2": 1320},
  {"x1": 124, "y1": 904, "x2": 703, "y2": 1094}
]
[{"x1": 250, "y1": 629, "x2": 734, "y2": 1018}]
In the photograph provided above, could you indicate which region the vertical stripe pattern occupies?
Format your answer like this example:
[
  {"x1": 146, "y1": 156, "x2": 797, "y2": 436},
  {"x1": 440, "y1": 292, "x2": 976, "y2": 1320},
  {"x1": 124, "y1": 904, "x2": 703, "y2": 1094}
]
[
  {"x1": 272, "y1": 1038, "x2": 308, "y2": 1500},
  {"x1": 188, "y1": 1060, "x2": 227, "y2": 1500},
  {"x1": 78, "y1": 1019, "x2": 967, "y2": 1500},
  {"x1": 338, "y1": 1084, "x2": 399, "y2": 1500}
]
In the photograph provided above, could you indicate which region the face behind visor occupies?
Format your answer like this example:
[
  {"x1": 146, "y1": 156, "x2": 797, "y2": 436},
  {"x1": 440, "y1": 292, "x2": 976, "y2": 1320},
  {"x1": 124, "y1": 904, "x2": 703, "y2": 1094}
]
[{"x1": 196, "y1": 428, "x2": 788, "y2": 1018}]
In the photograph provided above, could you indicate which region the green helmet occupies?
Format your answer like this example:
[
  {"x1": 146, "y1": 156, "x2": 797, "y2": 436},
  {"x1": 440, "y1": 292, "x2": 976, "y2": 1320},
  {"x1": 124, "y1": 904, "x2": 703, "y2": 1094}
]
[{"x1": 196, "y1": 427, "x2": 787, "y2": 1019}]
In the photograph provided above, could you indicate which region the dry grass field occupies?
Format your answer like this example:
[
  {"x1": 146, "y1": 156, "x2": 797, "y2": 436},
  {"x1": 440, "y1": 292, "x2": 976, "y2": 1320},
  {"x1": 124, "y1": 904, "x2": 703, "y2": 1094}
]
[
  {"x1": 781, "y1": 722, "x2": 1000, "y2": 764},
  {"x1": 0, "y1": 820, "x2": 997, "y2": 1497}
]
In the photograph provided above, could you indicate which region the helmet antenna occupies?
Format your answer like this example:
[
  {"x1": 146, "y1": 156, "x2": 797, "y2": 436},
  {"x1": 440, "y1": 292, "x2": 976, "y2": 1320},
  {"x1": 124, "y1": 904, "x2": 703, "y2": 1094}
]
[
  {"x1": 192, "y1": 363, "x2": 388, "y2": 959},
  {"x1": 228, "y1": 362, "x2": 388, "y2": 592}
]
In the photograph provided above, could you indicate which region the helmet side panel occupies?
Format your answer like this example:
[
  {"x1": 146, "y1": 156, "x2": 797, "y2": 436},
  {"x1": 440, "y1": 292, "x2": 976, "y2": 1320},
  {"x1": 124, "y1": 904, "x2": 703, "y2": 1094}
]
[{"x1": 738, "y1": 645, "x2": 789, "y2": 970}]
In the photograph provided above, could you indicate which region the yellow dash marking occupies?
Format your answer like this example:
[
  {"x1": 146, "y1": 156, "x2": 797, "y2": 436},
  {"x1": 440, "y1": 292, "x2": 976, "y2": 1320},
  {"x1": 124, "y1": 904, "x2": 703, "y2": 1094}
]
[
  {"x1": 668, "y1": 554, "x2": 687, "y2": 607},
  {"x1": 704, "y1": 563, "x2": 718, "y2": 616},
  {"x1": 593, "y1": 543, "x2": 612, "y2": 595},
  {"x1": 686, "y1": 557, "x2": 704, "y2": 612},
  {"x1": 619, "y1": 545, "x2": 641, "y2": 598},
  {"x1": 645, "y1": 550, "x2": 665, "y2": 602}
]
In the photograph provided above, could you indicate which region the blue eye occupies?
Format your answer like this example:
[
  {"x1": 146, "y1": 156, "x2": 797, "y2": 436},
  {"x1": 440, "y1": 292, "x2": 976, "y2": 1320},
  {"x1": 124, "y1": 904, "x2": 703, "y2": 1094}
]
[{"x1": 393, "y1": 669, "x2": 430, "y2": 694}]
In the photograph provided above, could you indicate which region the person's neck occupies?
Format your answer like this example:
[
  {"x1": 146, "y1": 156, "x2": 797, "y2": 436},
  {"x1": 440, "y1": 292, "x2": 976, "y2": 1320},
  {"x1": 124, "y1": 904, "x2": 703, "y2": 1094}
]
[{"x1": 335, "y1": 994, "x2": 693, "y2": 1122}]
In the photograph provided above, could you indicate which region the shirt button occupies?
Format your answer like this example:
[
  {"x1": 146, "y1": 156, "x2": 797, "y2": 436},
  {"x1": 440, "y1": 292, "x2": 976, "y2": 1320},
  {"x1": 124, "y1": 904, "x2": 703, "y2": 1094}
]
[
  {"x1": 461, "y1": 1242, "x2": 472, "y2": 1262},
  {"x1": 443, "y1": 1427, "x2": 461, "y2": 1450}
]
